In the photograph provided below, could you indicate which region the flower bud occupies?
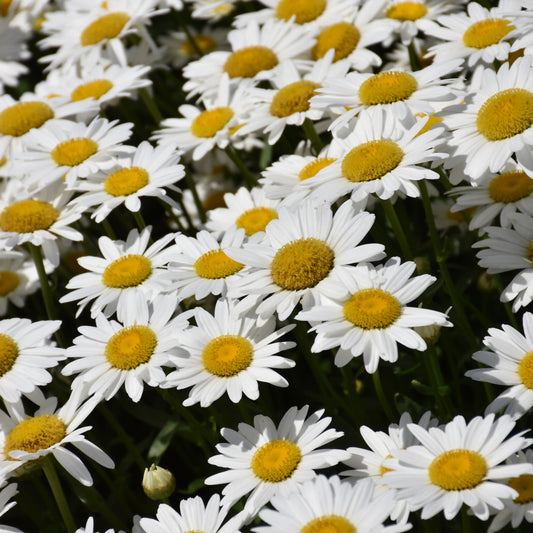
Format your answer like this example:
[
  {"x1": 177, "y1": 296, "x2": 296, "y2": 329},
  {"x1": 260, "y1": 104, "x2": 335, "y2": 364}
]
[{"x1": 142, "y1": 464, "x2": 176, "y2": 501}]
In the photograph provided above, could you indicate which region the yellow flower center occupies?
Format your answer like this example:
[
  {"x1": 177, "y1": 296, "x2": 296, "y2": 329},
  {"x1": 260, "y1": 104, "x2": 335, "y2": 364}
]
[
  {"x1": 415, "y1": 113, "x2": 443, "y2": 136},
  {"x1": 50, "y1": 137, "x2": 98, "y2": 167},
  {"x1": 70, "y1": 79, "x2": 114, "y2": 102},
  {"x1": 275, "y1": 0, "x2": 326, "y2": 24},
  {"x1": 236, "y1": 207, "x2": 278, "y2": 236},
  {"x1": 202, "y1": 335, "x2": 253, "y2": 377},
  {"x1": 300, "y1": 515, "x2": 356, "y2": 533},
  {"x1": 0, "y1": 200, "x2": 59, "y2": 234},
  {"x1": 80, "y1": 12, "x2": 130, "y2": 46},
  {"x1": 180, "y1": 34, "x2": 217, "y2": 56},
  {"x1": 462, "y1": 18, "x2": 515, "y2": 49},
  {"x1": 386, "y1": 1, "x2": 428, "y2": 21},
  {"x1": 343, "y1": 289, "x2": 402, "y2": 329},
  {"x1": 509, "y1": 474, "x2": 533, "y2": 504},
  {"x1": 0, "y1": 101, "x2": 54, "y2": 137},
  {"x1": 488, "y1": 170, "x2": 533, "y2": 203},
  {"x1": 270, "y1": 238, "x2": 334, "y2": 290},
  {"x1": 223, "y1": 46, "x2": 278, "y2": 79},
  {"x1": 105, "y1": 325, "x2": 157, "y2": 370},
  {"x1": 0, "y1": 0, "x2": 14, "y2": 17},
  {"x1": 0, "y1": 333, "x2": 18, "y2": 377},
  {"x1": 104, "y1": 167, "x2": 149, "y2": 197},
  {"x1": 428, "y1": 449, "x2": 487, "y2": 491},
  {"x1": 202, "y1": 191, "x2": 228, "y2": 212},
  {"x1": 518, "y1": 350, "x2": 533, "y2": 389},
  {"x1": 190, "y1": 107, "x2": 234, "y2": 138},
  {"x1": 476, "y1": 88, "x2": 533, "y2": 141},
  {"x1": 312, "y1": 22, "x2": 360, "y2": 62},
  {"x1": 0, "y1": 271, "x2": 19, "y2": 297},
  {"x1": 298, "y1": 157, "x2": 336, "y2": 181},
  {"x1": 270, "y1": 81, "x2": 321, "y2": 118},
  {"x1": 358, "y1": 71, "x2": 418, "y2": 105},
  {"x1": 101, "y1": 254, "x2": 152, "y2": 288},
  {"x1": 251, "y1": 439, "x2": 302, "y2": 482},
  {"x1": 379, "y1": 454, "x2": 394, "y2": 476},
  {"x1": 4, "y1": 415, "x2": 66, "y2": 459},
  {"x1": 341, "y1": 140, "x2": 404, "y2": 183},
  {"x1": 193, "y1": 250, "x2": 243, "y2": 279}
]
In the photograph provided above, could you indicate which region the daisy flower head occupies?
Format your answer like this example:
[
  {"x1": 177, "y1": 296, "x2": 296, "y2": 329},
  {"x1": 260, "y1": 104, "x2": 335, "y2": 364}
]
[
  {"x1": 466, "y1": 311, "x2": 533, "y2": 420},
  {"x1": 60, "y1": 226, "x2": 178, "y2": 322},
  {"x1": 0, "y1": 387, "x2": 115, "y2": 486},
  {"x1": 0, "y1": 17, "x2": 29, "y2": 93},
  {"x1": 255, "y1": 475, "x2": 410, "y2": 533},
  {"x1": 296, "y1": 257, "x2": 450, "y2": 373},
  {"x1": 382, "y1": 413, "x2": 533, "y2": 521},
  {"x1": 63, "y1": 294, "x2": 188, "y2": 403},
  {"x1": 205, "y1": 405, "x2": 350, "y2": 516},
  {"x1": 187, "y1": 0, "x2": 239, "y2": 21},
  {"x1": 162, "y1": 297, "x2": 296, "y2": 407},
  {"x1": 0, "y1": 250, "x2": 39, "y2": 317},
  {"x1": 226, "y1": 199, "x2": 385, "y2": 321},
  {"x1": 71, "y1": 141, "x2": 185, "y2": 223}
]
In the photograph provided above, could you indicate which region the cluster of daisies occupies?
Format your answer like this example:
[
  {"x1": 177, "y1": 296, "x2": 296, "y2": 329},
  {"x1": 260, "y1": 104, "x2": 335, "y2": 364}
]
[{"x1": 1, "y1": 0, "x2": 533, "y2": 531}]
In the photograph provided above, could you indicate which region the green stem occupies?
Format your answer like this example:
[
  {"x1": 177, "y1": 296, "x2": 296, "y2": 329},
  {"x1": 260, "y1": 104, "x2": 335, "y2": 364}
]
[
  {"x1": 302, "y1": 118, "x2": 323, "y2": 154},
  {"x1": 160, "y1": 198, "x2": 187, "y2": 233},
  {"x1": 178, "y1": 14, "x2": 203, "y2": 56},
  {"x1": 140, "y1": 88, "x2": 163, "y2": 124},
  {"x1": 381, "y1": 199, "x2": 413, "y2": 260},
  {"x1": 372, "y1": 369, "x2": 395, "y2": 422},
  {"x1": 42, "y1": 456, "x2": 76, "y2": 533},
  {"x1": 184, "y1": 170, "x2": 207, "y2": 224},
  {"x1": 422, "y1": 346, "x2": 454, "y2": 420},
  {"x1": 224, "y1": 145, "x2": 258, "y2": 187},
  {"x1": 407, "y1": 41, "x2": 422, "y2": 71},
  {"x1": 133, "y1": 210, "x2": 147, "y2": 232},
  {"x1": 101, "y1": 218, "x2": 117, "y2": 240}
]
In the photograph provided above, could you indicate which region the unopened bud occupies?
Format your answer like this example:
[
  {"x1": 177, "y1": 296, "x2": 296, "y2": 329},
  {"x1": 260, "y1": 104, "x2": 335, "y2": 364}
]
[
  {"x1": 477, "y1": 272, "x2": 496, "y2": 293},
  {"x1": 142, "y1": 464, "x2": 176, "y2": 501},
  {"x1": 414, "y1": 323, "x2": 442, "y2": 346},
  {"x1": 413, "y1": 256, "x2": 431, "y2": 275}
]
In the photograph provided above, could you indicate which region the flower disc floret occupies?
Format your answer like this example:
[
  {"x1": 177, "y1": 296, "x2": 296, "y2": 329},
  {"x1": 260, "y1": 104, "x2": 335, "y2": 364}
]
[
  {"x1": 358, "y1": 72, "x2": 418, "y2": 105},
  {"x1": 202, "y1": 335, "x2": 253, "y2": 377},
  {"x1": 462, "y1": 18, "x2": 514, "y2": 49},
  {"x1": 0, "y1": 200, "x2": 59, "y2": 233},
  {"x1": 50, "y1": 138, "x2": 98, "y2": 167},
  {"x1": 223, "y1": 47, "x2": 278, "y2": 79},
  {"x1": 193, "y1": 250, "x2": 243, "y2": 279},
  {"x1": 251, "y1": 439, "x2": 302, "y2": 482},
  {"x1": 270, "y1": 81, "x2": 321, "y2": 118},
  {"x1": 488, "y1": 170, "x2": 533, "y2": 203},
  {"x1": 71, "y1": 80, "x2": 114, "y2": 102},
  {"x1": 236, "y1": 207, "x2": 278, "y2": 236},
  {"x1": 80, "y1": 12, "x2": 130, "y2": 46},
  {"x1": 312, "y1": 22, "x2": 360, "y2": 61},
  {"x1": 190, "y1": 107, "x2": 234, "y2": 138},
  {"x1": 341, "y1": 140, "x2": 404, "y2": 183},
  {"x1": 104, "y1": 167, "x2": 149, "y2": 197},
  {"x1": 300, "y1": 515, "x2": 356, "y2": 533},
  {"x1": 0, "y1": 102, "x2": 54, "y2": 137},
  {"x1": 270, "y1": 238, "x2": 334, "y2": 290},
  {"x1": 105, "y1": 325, "x2": 157, "y2": 370},
  {"x1": 509, "y1": 474, "x2": 533, "y2": 504},
  {"x1": 275, "y1": 0, "x2": 326, "y2": 24},
  {"x1": 299, "y1": 157, "x2": 336, "y2": 181},
  {"x1": 386, "y1": 1, "x2": 428, "y2": 21},
  {"x1": 0, "y1": 333, "x2": 18, "y2": 376},
  {"x1": 428, "y1": 449, "x2": 487, "y2": 491},
  {"x1": 0, "y1": 271, "x2": 19, "y2": 296},
  {"x1": 518, "y1": 350, "x2": 533, "y2": 389},
  {"x1": 476, "y1": 89, "x2": 533, "y2": 141},
  {"x1": 343, "y1": 288, "x2": 402, "y2": 329},
  {"x1": 181, "y1": 34, "x2": 217, "y2": 55},
  {"x1": 101, "y1": 254, "x2": 152, "y2": 288}
]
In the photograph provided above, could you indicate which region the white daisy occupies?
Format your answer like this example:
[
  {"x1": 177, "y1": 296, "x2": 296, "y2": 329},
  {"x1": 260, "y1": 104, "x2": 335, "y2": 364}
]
[
  {"x1": 187, "y1": 0, "x2": 239, "y2": 21},
  {"x1": 0, "y1": 251, "x2": 39, "y2": 317},
  {"x1": 205, "y1": 405, "x2": 350, "y2": 517},
  {"x1": 382, "y1": 413, "x2": 533, "y2": 520},
  {"x1": 0, "y1": 483, "x2": 23, "y2": 533},
  {"x1": 0, "y1": 18, "x2": 28, "y2": 93}
]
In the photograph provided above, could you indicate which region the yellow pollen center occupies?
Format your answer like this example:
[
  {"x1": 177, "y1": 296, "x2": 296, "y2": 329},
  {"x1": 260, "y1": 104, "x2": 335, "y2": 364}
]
[
  {"x1": 0, "y1": 0, "x2": 13, "y2": 17},
  {"x1": 428, "y1": 449, "x2": 487, "y2": 491},
  {"x1": 202, "y1": 191, "x2": 228, "y2": 211},
  {"x1": 342, "y1": 140, "x2": 404, "y2": 183},
  {"x1": 312, "y1": 22, "x2": 360, "y2": 61},
  {"x1": 476, "y1": 88, "x2": 533, "y2": 141},
  {"x1": 236, "y1": 207, "x2": 278, "y2": 236},
  {"x1": 4, "y1": 415, "x2": 66, "y2": 459},
  {"x1": 104, "y1": 167, "x2": 149, "y2": 197},
  {"x1": 386, "y1": 1, "x2": 428, "y2": 21},
  {"x1": 270, "y1": 238, "x2": 334, "y2": 290},
  {"x1": 190, "y1": 107, "x2": 234, "y2": 138},
  {"x1": 379, "y1": 454, "x2": 394, "y2": 476},
  {"x1": 0, "y1": 271, "x2": 19, "y2": 296},
  {"x1": 343, "y1": 289, "x2": 402, "y2": 329},
  {"x1": 463, "y1": 18, "x2": 515, "y2": 49},
  {"x1": 518, "y1": 350, "x2": 533, "y2": 389},
  {"x1": 193, "y1": 250, "x2": 243, "y2": 279},
  {"x1": 80, "y1": 12, "x2": 130, "y2": 46},
  {"x1": 358, "y1": 71, "x2": 418, "y2": 105},
  {"x1": 181, "y1": 34, "x2": 217, "y2": 56},
  {"x1": 298, "y1": 157, "x2": 336, "y2": 181},
  {"x1": 275, "y1": 0, "x2": 326, "y2": 24},
  {"x1": 270, "y1": 81, "x2": 321, "y2": 118},
  {"x1": 202, "y1": 335, "x2": 253, "y2": 377},
  {"x1": 50, "y1": 137, "x2": 98, "y2": 167},
  {"x1": 223, "y1": 46, "x2": 278, "y2": 79},
  {"x1": 102, "y1": 254, "x2": 152, "y2": 288},
  {"x1": 105, "y1": 325, "x2": 157, "y2": 370},
  {"x1": 509, "y1": 474, "x2": 533, "y2": 504},
  {"x1": 300, "y1": 515, "x2": 356, "y2": 533},
  {"x1": 488, "y1": 170, "x2": 533, "y2": 203},
  {"x1": 0, "y1": 200, "x2": 59, "y2": 234},
  {"x1": 251, "y1": 439, "x2": 302, "y2": 482},
  {"x1": 70, "y1": 79, "x2": 114, "y2": 102},
  {"x1": 415, "y1": 113, "x2": 443, "y2": 136},
  {"x1": 0, "y1": 333, "x2": 18, "y2": 376},
  {"x1": 0, "y1": 101, "x2": 54, "y2": 137}
]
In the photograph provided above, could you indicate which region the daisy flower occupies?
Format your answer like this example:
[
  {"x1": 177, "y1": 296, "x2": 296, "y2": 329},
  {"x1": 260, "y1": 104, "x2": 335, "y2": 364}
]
[
  {"x1": 0, "y1": 387, "x2": 115, "y2": 486},
  {"x1": 445, "y1": 56, "x2": 533, "y2": 180},
  {"x1": 382, "y1": 413, "x2": 533, "y2": 520},
  {"x1": 63, "y1": 295, "x2": 188, "y2": 403},
  {"x1": 205, "y1": 405, "x2": 350, "y2": 516},
  {"x1": 71, "y1": 141, "x2": 185, "y2": 223},
  {"x1": 59, "y1": 226, "x2": 178, "y2": 322},
  {"x1": 162, "y1": 297, "x2": 295, "y2": 407},
  {"x1": 296, "y1": 257, "x2": 450, "y2": 373},
  {"x1": 255, "y1": 475, "x2": 410, "y2": 533},
  {"x1": 187, "y1": 0, "x2": 239, "y2": 21},
  {"x1": 466, "y1": 311, "x2": 533, "y2": 420},
  {"x1": 0, "y1": 251, "x2": 39, "y2": 317},
  {"x1": 0, "y1": 18, "x2": 28, "y2": 93},
  {"x1": 158, "y1": 29, "x2": 225, "y2": 68},
  {"x1": 226, "y1": 199, "x2": 385, "y2": 321}
]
